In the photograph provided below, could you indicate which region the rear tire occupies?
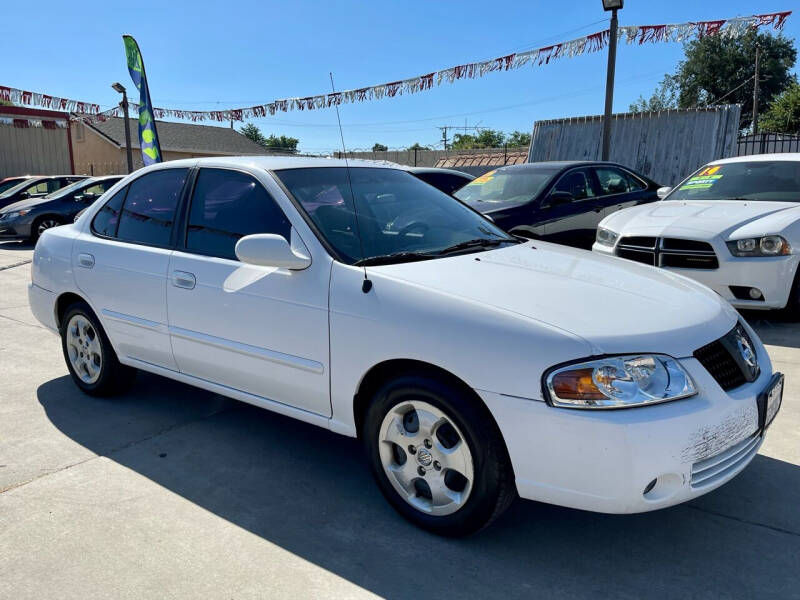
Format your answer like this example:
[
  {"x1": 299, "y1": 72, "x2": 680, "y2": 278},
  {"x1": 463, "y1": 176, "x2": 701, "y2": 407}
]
[
  {"x1": 362, "y1": 373, "x2": 515, "y2": 536},
  {"x1": 60, "y1": 301, "x2": 136, "y2": 396}
]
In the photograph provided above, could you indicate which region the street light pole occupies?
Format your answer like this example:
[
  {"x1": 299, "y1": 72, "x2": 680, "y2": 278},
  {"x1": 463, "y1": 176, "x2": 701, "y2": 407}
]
[
  {"x1": 112, "y1": 82, "x2": 134, "y2": 174},
  {"x1": 601, "y1": 0, "x2": 623, "y2": 161}
]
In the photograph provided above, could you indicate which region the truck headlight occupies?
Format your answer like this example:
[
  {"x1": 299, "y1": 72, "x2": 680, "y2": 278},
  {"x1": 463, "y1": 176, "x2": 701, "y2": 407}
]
[
  {"x1": 544, "y1": 355, "x2": 696, "y2": 409},
  {"x1": 596, "y1": 227, "x2": 618, "y2": 247},
  {"x1": 726, "y1": 235, "x2": 790, "y2": 257}
]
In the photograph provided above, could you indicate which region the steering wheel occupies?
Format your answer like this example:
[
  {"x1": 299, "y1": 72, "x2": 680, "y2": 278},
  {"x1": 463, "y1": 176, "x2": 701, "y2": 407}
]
[{"x1": 396, "y1": 222, "x2": 429, "y2": 238}]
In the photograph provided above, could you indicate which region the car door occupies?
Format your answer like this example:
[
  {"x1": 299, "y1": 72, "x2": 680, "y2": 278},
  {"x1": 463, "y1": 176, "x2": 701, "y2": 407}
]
[
  {"x1": 73, "y1": 168, "x2": 189, "y2": 370},
  {"x1": 166, "y1": 167, "x2": 331, "y2": 417},
  {"x1": 539, "y1": 167, "x2": 603, "y2": 248},
  {"x1": 593, "y1": 166, "x2": 654, "y2": 218}
]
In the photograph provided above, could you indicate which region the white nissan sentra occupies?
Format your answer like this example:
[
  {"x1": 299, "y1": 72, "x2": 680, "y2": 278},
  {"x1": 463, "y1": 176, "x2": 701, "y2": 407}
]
[
  {"x1": 28, "y1": 157, "x2": 783, "y2": 535},
  {"x1": 593, "y1": 155, "x2": 800, "y2": 312}
]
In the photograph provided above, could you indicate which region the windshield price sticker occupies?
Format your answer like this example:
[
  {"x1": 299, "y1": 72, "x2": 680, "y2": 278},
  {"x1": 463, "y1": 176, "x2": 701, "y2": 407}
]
[
  {"x1": 680, "y1": 166, "x2": 724, "y2": 190},
  {"x1": 471, "y1": 170, "x2": 496, "y2": 185}
]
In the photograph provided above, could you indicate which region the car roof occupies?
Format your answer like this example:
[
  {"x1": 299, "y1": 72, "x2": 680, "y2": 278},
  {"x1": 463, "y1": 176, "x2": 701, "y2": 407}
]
[
  {"x1": 142, "y1": 156, "x2": 410, "y2": 172},
  {"x1": 711, "y1": 153, "x2": 800, "y2": 165},
  {"x1": 404, "y1": 166, "x2": 474, "y2": 178}
]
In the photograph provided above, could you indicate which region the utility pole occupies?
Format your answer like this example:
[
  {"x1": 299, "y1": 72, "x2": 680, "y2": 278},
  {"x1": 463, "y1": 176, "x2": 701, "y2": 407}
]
[
  {"x1": 111, "y1": 82, "x2": 133, "y2": 174},
  {"x1": 601, "y1": 2, "x2": 621, "y2": 161},
  {"x1": 752, "y1": 43, "x2": 761, "y2": 135}
]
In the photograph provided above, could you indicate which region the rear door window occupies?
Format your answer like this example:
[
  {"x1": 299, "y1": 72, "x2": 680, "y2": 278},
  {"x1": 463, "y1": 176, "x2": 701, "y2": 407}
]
[
  {"x1": 185, "y1": 168, "x2": 291, "y2": 260},
  {"x1": 91, "y1": 187, "x2": 128, "y2": 237},
  {"x1": 117, "y1": 169, "x2": 188, "y2": 247}
]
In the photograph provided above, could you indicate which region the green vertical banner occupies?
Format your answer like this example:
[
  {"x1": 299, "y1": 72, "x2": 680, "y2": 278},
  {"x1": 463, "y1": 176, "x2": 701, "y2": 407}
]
[{"x1": 122, "y1": 35, "x2": 162, "y2": 165}]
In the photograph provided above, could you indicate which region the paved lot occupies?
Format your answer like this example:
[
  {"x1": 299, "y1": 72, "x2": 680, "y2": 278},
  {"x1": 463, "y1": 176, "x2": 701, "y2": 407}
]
[{"x1": 1, "y1": 239, "x2": 799, "y2": 599}]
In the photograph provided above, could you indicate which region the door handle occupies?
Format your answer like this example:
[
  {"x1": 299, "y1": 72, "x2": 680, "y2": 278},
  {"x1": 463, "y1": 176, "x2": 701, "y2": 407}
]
[
  {"x1": 172, "y1": 271, "x2": 196, "y2": 290},
  {"x1": 77, "y1": 253, "x2": 95, "y2": 268}
]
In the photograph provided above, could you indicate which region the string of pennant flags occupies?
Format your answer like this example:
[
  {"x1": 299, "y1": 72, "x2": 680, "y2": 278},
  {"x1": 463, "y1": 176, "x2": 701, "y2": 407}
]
[{"x1": 0, "y1": 11, "x2": 791, "y2": 126}]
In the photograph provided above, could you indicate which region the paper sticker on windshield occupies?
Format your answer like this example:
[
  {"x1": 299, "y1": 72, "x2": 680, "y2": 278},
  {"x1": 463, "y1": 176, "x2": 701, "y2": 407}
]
[
  {"x1": 470, "y1": 170, "x2": 496, "y2": 185},
  {"x1": 680, "y1": 166, "x2": 724, "y2": 190}
]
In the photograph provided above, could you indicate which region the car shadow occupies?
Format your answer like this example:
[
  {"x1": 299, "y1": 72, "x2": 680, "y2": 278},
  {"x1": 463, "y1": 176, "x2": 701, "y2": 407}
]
[
  {"x1": 0, "y1": 240, "x2": 34, "y2": 252},
  {"x1": 38, "y1": 373, "x2": 800, "y2": 599}
]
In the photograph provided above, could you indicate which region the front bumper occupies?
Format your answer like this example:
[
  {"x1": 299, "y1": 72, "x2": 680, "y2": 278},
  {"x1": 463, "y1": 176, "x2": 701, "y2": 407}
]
[
  {"x1": 593, "y1": 241, "x2": 800, "y2": 310},
  {"x1": 0, "y1": 220, "x2": 33, "y2": 240},
  {"x1": 478, "y1": 344, "x2": 775, "y2": 514}
]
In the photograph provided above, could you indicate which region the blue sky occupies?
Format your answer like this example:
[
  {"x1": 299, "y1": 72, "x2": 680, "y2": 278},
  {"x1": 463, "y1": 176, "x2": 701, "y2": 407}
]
[{"x1": 2, "y1": 1, "x2": 797, "y2": 153}]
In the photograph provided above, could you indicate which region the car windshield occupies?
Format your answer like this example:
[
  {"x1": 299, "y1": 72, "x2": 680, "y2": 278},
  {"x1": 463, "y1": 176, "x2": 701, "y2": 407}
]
[
  {"x1": 274, "y1": 167, "x2": 517, "y2": 264},
  {"x1": 667, "y1": 161, "x2": 800, "y2": 202},
  {"x1": 453, "y1": 168, "x2": 556, "y2": 205},
  {"x1": 0, "y1": 179, "x2": 40, "y2": 199},
  {"x1": 0, "y1": 179, "x2": 26, "y2": 195},
  {"x1": 44, "y1": 178, "x2": 96, "y2": 199}
]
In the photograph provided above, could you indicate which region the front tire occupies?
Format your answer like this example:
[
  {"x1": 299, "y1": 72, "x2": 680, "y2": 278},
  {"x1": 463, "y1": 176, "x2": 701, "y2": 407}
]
[
  {"x1": 363, "y1": 374, "x2": 515, "y2": 536},
  {"x1": 60, "y1": 302, "x2": 136, "y2": 396}
]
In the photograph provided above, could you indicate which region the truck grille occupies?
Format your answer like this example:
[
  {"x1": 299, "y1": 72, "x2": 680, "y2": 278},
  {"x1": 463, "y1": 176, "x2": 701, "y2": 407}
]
[
  {"x1": 693, "y1": 324, "x2": 759, "y2": 391},
  {"x1": 616, "y1": 237, "x2": 718, "y2": 269}
]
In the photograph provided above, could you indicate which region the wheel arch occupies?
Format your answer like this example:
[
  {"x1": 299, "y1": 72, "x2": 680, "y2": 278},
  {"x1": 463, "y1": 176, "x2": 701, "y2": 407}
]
[
  {"x1": 352, "y1": 359, "x2": 507, "y2": 451},
  {"x1": 55, "y1": 291, "x2": 92, "y2": 330}
]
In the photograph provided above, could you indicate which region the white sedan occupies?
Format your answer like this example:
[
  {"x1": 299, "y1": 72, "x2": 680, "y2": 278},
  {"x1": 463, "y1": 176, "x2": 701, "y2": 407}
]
[
  {"x1": 28, "y1": 157, "x2": 782, "y2": 535},
  {"x1": 593, "y1": 154, "x2": 800, "y2": 312}
]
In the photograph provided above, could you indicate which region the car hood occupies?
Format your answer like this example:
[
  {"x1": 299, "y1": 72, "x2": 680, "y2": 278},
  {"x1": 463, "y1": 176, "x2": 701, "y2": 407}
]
[
  {"x1": 370, "y1": 241, "x2": 737, "y2": 357},
  {"x1": 461, "y1": 198, "x2": 527, "y2": 214},
  {"x1": 0, "y1": 197, "x2": 52, "y2": 213},
  {"x1": 601, "y1": 200, "x2": 800, "y2": 240}
]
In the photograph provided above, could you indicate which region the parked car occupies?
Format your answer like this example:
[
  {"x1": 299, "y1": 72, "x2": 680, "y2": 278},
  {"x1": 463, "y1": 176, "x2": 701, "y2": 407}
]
[
  {"x1": 0, "y1": 176, "x2": 123, "y2": 242},
  {"x1": 454, "y1": 161, "x2": 660, "y2": 248},
  {"x1": 405, "y1": 167, "x2": 474, "y2": 195},
  {"x1": 593, "y1": 155, "x2": 800, "y2": 313},
  {"x1": 0, "y1": 175, "x2": 36, "y2": 196},
  {"x1": 0, "y1": 175, "x2": 87, "y2": 211},
  {"x1": 29, "y1": 157, "x2": 781, "y2": 535}
]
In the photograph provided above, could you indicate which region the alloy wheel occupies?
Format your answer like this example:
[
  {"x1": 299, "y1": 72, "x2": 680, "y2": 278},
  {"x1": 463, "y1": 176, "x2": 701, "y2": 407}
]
[
  {"x1": 378, "y1": 399, "x2": 474, "y2": 516},
  {"x1": 65, "y1": 314, "x2": 103, "y2": 384}
]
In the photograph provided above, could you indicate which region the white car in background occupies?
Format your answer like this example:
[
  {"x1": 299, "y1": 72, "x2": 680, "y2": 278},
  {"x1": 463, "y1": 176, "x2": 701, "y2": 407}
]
[
  {"x1": 593, "y1": 155, "x2": 800, "y2": 312},
  {"x1": 28, "y1": 157, "x2": 782, "y2": 535}
]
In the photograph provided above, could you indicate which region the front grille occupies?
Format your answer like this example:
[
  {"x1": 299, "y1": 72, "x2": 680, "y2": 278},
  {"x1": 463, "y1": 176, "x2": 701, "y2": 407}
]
[
  {"x1": 691, "y1": 433, "x2": 760, "y2": 488},
  {"x1": 693, "y1": 324, "x2": 759, "y2": 391},
  {"x1": 615, "y1": 237, "x2": 718, "y2": 269}
]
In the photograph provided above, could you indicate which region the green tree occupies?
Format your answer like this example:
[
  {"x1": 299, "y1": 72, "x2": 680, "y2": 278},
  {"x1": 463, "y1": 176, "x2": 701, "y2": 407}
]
[
  {"x1": 406, "y1": 142, "x2": 424, "y2": 151},
  {"x1": 451, "y1": 129, "x2": 507, "y2": 150},
  {"x1": 265, "y1": 134, "x2": 300, "y2": 154},
  {"x1": 239, "y1": 123, "x2": 267, "y2": 147},
  {"x1": 761, "y1": 82, "x2": 800, "y2": 133},
  {"x1": 629, "y1": 76, "x2": 679, "y2": 112},
  {"x1": 372, "y1": 143, "x2": 388, "y2": 151},
  {"x1": 506, "y1": 130, "x2": 532, "y2": 147},
  {"x1": 673, "y1": 32, "x2": 795, "y2": 129}
]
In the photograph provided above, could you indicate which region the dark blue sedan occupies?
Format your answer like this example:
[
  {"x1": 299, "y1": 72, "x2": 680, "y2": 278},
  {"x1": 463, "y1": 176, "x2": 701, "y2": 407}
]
[{"x1": 454, "y1": 161, "x2": 660, "y2": 249}]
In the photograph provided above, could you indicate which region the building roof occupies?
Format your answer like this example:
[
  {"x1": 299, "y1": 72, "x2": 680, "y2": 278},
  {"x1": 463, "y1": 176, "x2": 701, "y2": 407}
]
[
  {"x1": 85, "y1": 117, "x2": 270, "y2": 156},
  {"x1": 435, "y1": 149, "x2": 528, "y2": 169}
]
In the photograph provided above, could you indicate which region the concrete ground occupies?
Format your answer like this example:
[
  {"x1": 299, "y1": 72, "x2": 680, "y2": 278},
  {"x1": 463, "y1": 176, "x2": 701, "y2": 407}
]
[{"x1": 1, "y1": 239, "x2": 799, "y2": 600}]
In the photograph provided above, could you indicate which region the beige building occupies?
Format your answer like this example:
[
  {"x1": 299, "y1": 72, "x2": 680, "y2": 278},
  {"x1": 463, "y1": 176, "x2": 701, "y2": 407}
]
[{"x1": 71, "y1": 116, "x2": 270, "y2": 175}]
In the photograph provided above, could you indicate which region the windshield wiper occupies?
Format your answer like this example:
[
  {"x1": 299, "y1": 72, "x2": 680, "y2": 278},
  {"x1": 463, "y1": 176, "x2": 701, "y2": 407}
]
[
  {"x1": 435, "y1": 237, "x2": 514, "y2": 256},
  {"x1": 354, "y1": 251, "x2": 436, "y2": 266}
]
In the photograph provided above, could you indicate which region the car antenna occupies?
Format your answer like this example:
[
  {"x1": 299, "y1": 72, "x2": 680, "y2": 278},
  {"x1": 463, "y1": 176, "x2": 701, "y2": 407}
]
[{"x1": 330, "y1": 72, "x2": 372, "y2": 294}]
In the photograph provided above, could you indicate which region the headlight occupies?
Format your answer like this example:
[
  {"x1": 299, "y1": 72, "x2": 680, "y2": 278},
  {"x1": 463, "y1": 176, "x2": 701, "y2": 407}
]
[
  {"x1": 596, "y1": 227, "x2": 618, "y2": 247},
  {"x1": 544, "y1": 354, "x2": 696, "y2": 409},
  {"x1": 0, "y1": 209, "x2": 30, "y2": 221},
  {"x1": 726, "y1": 235, "x2": 790, "y2": 257}
]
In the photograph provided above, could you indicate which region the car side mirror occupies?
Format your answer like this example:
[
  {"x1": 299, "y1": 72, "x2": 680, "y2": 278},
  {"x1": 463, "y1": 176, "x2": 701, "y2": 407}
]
[
  {"x1": 235, "y1": 233, "x2": 311, "y2": 270},
  {"x1": 544, "y1": 191, "x2": 573, "y2": 208},
  {"x1": 74, "y1": 194, "x2": 85, "y2": 202},
  {"x1": 657, "y1": 186, "x2": 672, "y2": 199},
  {"x1": 19, "y1": 192, "x2": 29, "y2": 199}
]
